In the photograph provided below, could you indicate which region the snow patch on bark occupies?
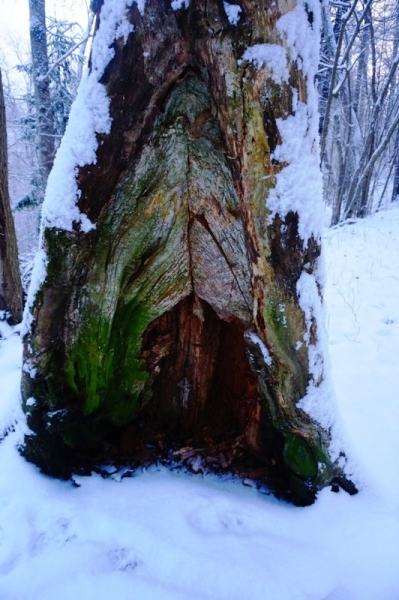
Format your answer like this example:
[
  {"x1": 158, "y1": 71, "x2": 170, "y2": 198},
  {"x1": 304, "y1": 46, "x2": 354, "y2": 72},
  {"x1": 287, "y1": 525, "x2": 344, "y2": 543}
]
[
  {"x1": 265, "y1": 0, "x2": 353, "y2": 471},
  {"x1": 296, "y1": 271, "x2": 324, "y2": 384},
  {"x1": 267, "y1": 101, "x2": 324, "y2": 242},
  {"x1": 22, "y1": 360, "x2": 37, "y2": 380},
  {"x1": 267, "y1": 0, "x2": 323, "y2": 243},
  {"x1": 23, "y1": 0, "x2": 135, "y2": 337},
  {"x1": 296, "y1": 269, "x2": 332, "y2": 434},
  {"x1": 247, "y1": 332, "x2": 273, "y2": 366},
  {"x1": 276, "y1": 1, "x2": 320, "y2": 81},
  {"x1": 223, "y1": 2, "x2": 241, "y2": 25},
  {"x1": 21, "y1": 248, "x2": 48, "y2": 337},
  {"x1": 171, "y1": 0, "x2": 190, "y2": 10},
  {"x1": 242, "y1": 44, "x2": 288, "y2": 83},
  {"x1": 296, "y1": 268, "x2": 350, "y2": 467},
  {"x1": 41, "y1": 0, "x2": 135, "y2": 233},
  {"x1": 133, "y1": 0, "x2": 146, "y2": 15}
]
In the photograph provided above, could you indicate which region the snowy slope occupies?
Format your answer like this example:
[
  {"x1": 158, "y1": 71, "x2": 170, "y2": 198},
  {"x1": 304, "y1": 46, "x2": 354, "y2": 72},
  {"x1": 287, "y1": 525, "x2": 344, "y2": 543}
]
[
  {"x1": 0, "y1": 207, "x2": 399, "y2": 600},
  {"x1": 324, "y1": 207, "x2": 399, "y2": 504}
]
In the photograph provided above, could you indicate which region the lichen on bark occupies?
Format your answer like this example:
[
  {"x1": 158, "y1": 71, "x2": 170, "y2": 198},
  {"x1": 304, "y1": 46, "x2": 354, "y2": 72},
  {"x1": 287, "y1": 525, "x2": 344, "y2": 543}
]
[{"x1": 22, "y1": 0, "x2": 355, "y2": 505}]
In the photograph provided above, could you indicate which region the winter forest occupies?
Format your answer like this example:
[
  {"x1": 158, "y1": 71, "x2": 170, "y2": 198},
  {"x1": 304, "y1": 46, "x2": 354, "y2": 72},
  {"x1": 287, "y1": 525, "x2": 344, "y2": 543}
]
[{"x1": 0, "y1": 0, "x2": 398, "y2": 597}]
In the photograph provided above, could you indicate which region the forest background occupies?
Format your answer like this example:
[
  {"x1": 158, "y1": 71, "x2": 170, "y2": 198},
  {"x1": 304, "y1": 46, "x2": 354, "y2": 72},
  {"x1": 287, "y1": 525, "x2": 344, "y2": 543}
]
[
  {"x1": 1, "y1": 0, "x2": 399, "y2": 289},
  {"x1": 0, "y1": 1, "x2": 398, "y2": 598}
]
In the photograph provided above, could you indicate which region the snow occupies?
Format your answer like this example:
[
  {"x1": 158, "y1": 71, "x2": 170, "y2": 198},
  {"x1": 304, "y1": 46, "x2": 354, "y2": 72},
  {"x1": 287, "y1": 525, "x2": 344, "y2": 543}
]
[
  {"x1": 277, "y1": 1, "x2": 321, "y2": 81},
  {"x1": 267, "y1": 0, "x2": 324, "y2": 243},
  {"x1": 247, "y1": 332, "x2": 273, "y2": 366},
  {"x1": 262, "y1": 1, "x2": 342, "y2": 461},
  {"x1": 1, "y1": 206, "x2": 399, "y2": 598},
  {"x1": 295, "y1": 268, "x2": 343, "y2": 458},
  {"x1": 267, "y1": 100, "x2": 324, "y2": 242},
  {"x1": 41, "y1": 0, "x2": 135, "y2": 234},
  {"x1": 20, "y1": 247, "x2": 48, "y2": 337},
  {"x1": 295, "y1": 260, "x2": 352, "y2": 466},
  {"x1": 0, "y1": 331, "x2": 23, "y2": 437},
  {"x1": 22, "y1": 0, "x2": 136, "y2": 338},
  {"x1": 296, "y1": 270, "x2": 324, "y2": 381},
  {"x1": 242, "y1": 44, "x2": 288, "y2": 83},
  {"x1": 171, "y1": 0, "x2": 190, "y2": 10},
  {"x1": 133, "y1": 0, "x2": 146, "y2": 16},
  {"x1": 223, "y1": 2, "x2": 241, "y2": 26},
  {"x1": 0, "y1": 317, "x2": 13, "y2": 340},
  {"x1": 324, "y1": 206, "x2": 399, "y2": 503}
]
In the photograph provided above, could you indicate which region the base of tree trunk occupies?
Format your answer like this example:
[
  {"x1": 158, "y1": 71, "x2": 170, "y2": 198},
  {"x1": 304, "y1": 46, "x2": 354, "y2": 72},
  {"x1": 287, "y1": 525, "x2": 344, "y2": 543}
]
[
  {"x1": 23, "y1": 292, "x2": 357, "y2": 506},
  {"x1": 21, "y1": 0, "x2": 357, "y2": 507}
]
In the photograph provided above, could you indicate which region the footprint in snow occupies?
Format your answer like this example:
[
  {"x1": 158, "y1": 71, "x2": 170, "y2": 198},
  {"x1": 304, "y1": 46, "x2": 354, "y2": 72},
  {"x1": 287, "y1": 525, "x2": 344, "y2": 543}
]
[
  {"x1": 321, "y1": 585, "x2": 353, "y2": 600},
  {"x1": 30, "y1": 517, "x2": 77, "y2": 556},
  {"x1": 0, "y1": 552, "x2": 20, "y2": 575},
  {"x1": 107, "y1": 548, "x2": 142, "y2": 572},
  {"x1": 188, "y1": 503, "x2": 252, "y2": 535}
]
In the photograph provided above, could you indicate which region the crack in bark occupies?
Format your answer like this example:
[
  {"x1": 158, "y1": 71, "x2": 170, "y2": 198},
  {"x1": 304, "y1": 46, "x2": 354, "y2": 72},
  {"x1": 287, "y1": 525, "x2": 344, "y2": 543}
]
[{"x1": 22, "y1": 0, "x2": 356, "y2": 506}]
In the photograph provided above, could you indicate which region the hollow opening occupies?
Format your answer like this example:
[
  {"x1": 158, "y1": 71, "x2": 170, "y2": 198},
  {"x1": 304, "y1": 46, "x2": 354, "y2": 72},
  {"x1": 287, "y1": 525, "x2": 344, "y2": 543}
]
[{"x1": 115, "y1": 294, "x2": 284, "y2": 484}]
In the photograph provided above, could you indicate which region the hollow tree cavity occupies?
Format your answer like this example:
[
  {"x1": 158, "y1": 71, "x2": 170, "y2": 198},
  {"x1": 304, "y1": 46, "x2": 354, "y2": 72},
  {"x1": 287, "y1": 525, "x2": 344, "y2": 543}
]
[{"x1": 21, "y1": 0, "x2": 356, "y2": 505}]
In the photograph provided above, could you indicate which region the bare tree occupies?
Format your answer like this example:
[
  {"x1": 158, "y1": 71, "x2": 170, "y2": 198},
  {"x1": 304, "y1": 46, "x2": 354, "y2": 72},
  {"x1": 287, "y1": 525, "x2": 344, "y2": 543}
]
[
  {"x1": 320, "y1": 0, "x2": 399, "y2": 223},
  {"x1": 28, "y1": 0, "x2": 55, "y2": 191},
  {"x1": 0, "y1": 67, "x2": 23, "y2": 323},
  {"x1": 390, "y1": 0, "x2": 399, "y2": 203},
  {"x1": 1, "y1": 4, "x2": 94, "y2": 276}
]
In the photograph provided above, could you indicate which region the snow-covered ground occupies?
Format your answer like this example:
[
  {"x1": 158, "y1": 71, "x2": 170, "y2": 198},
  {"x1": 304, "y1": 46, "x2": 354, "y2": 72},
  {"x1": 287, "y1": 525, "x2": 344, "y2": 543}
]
[{"x1": 0, "y1": 207, "x2": 399, "y2": 600}]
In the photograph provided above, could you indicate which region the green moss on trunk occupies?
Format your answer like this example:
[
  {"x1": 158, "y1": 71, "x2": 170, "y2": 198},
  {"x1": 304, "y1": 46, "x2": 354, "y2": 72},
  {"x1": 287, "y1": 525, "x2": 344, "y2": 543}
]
[{"x1": 21, "y1": 0, "x2": 355, "y2": 505}]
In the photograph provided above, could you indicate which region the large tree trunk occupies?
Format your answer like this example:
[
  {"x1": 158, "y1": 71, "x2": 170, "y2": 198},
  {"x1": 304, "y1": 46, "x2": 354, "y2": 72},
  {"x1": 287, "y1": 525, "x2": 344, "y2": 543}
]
[
  {"x1": 0, "y1": 68, "x2": 23, "y2": 324},
  {"x1": 22, "y1": 0, "x2": 355, "y2": 505}
]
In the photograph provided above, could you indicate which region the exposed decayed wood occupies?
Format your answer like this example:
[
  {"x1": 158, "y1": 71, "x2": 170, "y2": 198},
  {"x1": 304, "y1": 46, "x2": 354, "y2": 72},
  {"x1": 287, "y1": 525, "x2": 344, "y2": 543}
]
[{"x1": 21, "y1": 0, "x2": 356, "y2": 505}]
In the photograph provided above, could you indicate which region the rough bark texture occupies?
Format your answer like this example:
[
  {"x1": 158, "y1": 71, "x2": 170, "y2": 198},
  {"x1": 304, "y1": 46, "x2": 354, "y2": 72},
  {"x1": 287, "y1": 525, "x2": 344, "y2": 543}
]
[
  {"x1": 392, "y1": 130, "x2": 399, "y2": 203},
  {"x1": 22, "y1": 0, "x2": 354, "y2": 505},
  {"x1": 0, "y1": 68, "x2": 23, "y2": 323},
  {"x1": 29, "y1": 0, "x2": 55, "y2": 185}
]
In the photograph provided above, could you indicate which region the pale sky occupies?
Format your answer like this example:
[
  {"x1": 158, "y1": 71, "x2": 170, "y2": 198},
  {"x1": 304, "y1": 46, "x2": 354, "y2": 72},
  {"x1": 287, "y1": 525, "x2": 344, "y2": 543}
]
[{"x1": 0, "y1": 0, "x2": 90, "y2": 87}]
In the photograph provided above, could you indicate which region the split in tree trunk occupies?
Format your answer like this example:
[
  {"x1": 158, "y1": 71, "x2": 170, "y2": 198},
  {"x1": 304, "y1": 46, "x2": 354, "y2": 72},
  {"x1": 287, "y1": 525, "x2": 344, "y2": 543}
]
[{"x1": 22, "y1": 0, "x2": 356, "y2": 506}]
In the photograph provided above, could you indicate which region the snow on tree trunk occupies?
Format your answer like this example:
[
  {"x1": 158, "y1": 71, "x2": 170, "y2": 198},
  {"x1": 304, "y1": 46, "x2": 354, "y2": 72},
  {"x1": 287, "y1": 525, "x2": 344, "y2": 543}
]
[
  {"x1": 21, "y1": 0, "x2": 355, "y2": 505},
  {"x1": 0, "y1": 68, "x2": 23, "y2": 324}
]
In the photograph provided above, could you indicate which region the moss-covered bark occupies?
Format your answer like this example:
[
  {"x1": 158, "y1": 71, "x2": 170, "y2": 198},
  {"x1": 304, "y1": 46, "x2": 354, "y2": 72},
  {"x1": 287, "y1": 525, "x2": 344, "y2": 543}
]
[{"x1": 22, "y1": 0, "x2": 355, "y2": 505}]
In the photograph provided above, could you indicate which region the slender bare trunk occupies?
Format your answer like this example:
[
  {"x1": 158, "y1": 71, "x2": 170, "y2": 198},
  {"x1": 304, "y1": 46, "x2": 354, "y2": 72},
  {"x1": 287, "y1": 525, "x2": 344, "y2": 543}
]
[
  {"x1": 0, "y1": 68, "x2": 23, "y2": 323},
  {"x1": 391, "y1": 127, "x2": 399, "y2": 203},
  {"x1": 29, "y1": 0, "x2": 55, "y2": 189}
]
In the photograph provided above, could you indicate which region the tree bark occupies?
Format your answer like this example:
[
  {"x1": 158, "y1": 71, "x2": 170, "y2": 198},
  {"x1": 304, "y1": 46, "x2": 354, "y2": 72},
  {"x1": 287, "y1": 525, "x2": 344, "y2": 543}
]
[
  {"x1": 29, "y1": 0, "x2": 55, "y2": 188},
  {"x1": 390, "y1": 1, "x2": 399, "y2": 204},
  {"x1": 391, "y1": 127, "x2": 399, "y2": 203},
  {"x1": 22, "y1": 0, "x2": 355, "y2": 505},
  {"x1": 0, "y1": 68, "x2": 23, "y2": 324}
]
